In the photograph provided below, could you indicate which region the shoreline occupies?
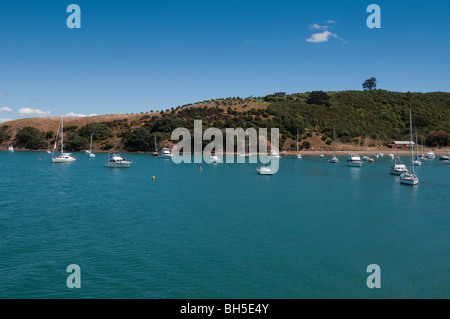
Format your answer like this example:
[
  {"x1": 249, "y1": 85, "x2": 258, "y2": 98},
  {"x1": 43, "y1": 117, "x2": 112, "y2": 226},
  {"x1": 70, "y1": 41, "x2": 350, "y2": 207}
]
[{"x1": 2, "y1": 149, "x2": 448, "y2": 156}]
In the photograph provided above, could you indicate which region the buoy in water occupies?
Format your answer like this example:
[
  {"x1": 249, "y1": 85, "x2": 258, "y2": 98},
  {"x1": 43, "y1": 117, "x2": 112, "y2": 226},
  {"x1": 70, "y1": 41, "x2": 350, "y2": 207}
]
[
  {"x1": 200, "y1": 166, "x2": 203, "y2": 172},
  {"x1": 152, "y1": 176, "x2": 155, "y2": 180}
]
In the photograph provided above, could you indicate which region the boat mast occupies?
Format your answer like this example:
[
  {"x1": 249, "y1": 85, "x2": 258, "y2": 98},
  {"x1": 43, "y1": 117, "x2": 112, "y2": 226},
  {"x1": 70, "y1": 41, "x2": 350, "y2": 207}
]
[
  {"x1": 409, "y1": 108, "x2": 414, "y2": 175},
  {"x1": 415, "y1": 132, "x2": 418, "y2": 160},
  {"x1": 296, "y1": 128, "x2": 299, "y2": 154},
  {"x1": 52, "y1": 117, "x2": 61, "y2": 157},
  {"x1": 90, "y1": 133, "x2": 93, "y2": 152},
  {"x1": 334, "y1": 127, "x2": 337, "y2": 156},
  {"x1": 61, "y1": 115, "x2": 64, "y2": 154}
]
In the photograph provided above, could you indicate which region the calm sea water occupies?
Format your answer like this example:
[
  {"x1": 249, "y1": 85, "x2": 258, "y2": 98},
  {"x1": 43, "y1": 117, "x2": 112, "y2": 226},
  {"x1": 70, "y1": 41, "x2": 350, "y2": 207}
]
[{"x1": 0, "y1": 151, "x2": 449, "y2": 299}]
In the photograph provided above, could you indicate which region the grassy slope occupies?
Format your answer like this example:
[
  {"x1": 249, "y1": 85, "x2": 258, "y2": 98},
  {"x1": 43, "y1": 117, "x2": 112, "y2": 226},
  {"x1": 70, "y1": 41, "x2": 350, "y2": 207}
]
[{"x1": 1, "y1": 90, "x2": 449, "y2": 153}]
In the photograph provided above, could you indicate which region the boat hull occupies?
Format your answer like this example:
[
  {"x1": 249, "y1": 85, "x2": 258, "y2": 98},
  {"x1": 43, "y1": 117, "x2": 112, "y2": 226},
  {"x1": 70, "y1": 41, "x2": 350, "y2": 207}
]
[
  {"x1": 400, "y1": 173, "x2": 419, "y2": 185},
  {"x1": 104, "y1": 162, "x2": 131, "y2": 168},
  {"x1": 390, "y1": 169, "x2": 407, "y2": 175},
  {"x1": 328, "y1": 157, "x2": 339, "y2": 163},
  {"x1": 346, "y1": 161, "x2": 362, "y2": 167},
  {"x1": 256, "y1": 167, "x2": 274, "y2": 175},
  {"x1": 400, "y1": 178, "x2": 419, "y2": 185},
  {"x1": 52, "y1": 157, "x2": 76, "y2": 163}
]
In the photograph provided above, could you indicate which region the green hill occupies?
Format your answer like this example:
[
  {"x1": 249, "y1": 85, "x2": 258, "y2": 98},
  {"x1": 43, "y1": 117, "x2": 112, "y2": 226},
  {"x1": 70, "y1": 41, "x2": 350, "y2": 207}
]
[{"x1": 1, "y1": 90, "x2": 449, "y2": 152}]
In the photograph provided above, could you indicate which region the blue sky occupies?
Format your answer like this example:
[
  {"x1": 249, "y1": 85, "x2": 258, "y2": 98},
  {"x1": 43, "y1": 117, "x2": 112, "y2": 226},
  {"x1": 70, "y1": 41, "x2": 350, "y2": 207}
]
[{"x1": 1, "y1": 0, "x2": 449, "y2": 122}]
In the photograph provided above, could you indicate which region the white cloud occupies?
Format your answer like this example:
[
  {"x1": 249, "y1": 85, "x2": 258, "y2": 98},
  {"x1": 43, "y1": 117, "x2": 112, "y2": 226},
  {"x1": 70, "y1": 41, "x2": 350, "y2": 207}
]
[
  {"x1": 89, "y1": 113, "x2": 98, "y2": 117},
  {"x1": 326, "y1": 20, "x2": 336, "y2": 24},
  {"x1": 310, "y1": 23, "x2": 328, "y2": 30},
  {"x1": 18, "y1": 107, "x2": 51, "y2": 116},
  {"x1": 65, "y1": 112, "x2": 87, "y2": 117},
  {"x1": 306, "y1": 31, "x2": 339, "y2": 43},
  {"x1": 0, "y1": 107, "x2": 13, "y2": 112},
  {"x1": 0, "y1": 118, "x2": 13, "y2": 123}
]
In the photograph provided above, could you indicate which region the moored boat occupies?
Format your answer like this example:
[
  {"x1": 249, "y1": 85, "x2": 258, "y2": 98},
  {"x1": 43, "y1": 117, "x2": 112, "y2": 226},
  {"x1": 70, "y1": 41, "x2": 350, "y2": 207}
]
[
  {"x1": 52, "y1": 115, "x2": 76, "y2": 163},
  {"x1": 400, "y1": 108, "x2": 419, "y2": 186},
  {"x1": 256, "y1": 166, "x2": 275, "y2": 175},
  {"x1": 104, "y1": 153, "x2": 131, "y2": 168},
  {"x1": 390, "y1": 157, "x2": 408, "y2": 175},
  {"x1": 159, "y1": 147, "x2": 173, "y2": 159},
  {"x1": 346, "y1": 154, "x2": 363, "y2": 167}
]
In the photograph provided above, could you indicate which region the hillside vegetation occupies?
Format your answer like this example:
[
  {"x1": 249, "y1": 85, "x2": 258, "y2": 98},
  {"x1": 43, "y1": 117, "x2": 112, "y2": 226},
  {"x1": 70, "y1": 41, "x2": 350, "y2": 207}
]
[{"x1": 1, "y1": 90, "x2": 449, "y2": 152}]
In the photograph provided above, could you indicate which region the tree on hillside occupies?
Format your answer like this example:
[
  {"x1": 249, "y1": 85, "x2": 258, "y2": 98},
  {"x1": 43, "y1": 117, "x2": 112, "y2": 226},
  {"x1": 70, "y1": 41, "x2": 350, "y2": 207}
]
[
  {"x1": 362, "y1": 77, "x2": 377, "y2": 90},
  {"x1": 306, "y1": 91, "x2": 331, "y2": 106},
  {"x1": 64, "y1": 132, "x2": 89, "y2": 151},
  {"x1": 0, "y1": 126, "x2": 11, "y2": 144},
  {"x1": 124, "y1": 127, "x2": 153, "y2": 151},
  {"x1": 15, "y1": 126, "x2": 46, "y2": 149},
  {"x1": 78, "y1": 123, "x2": 112, "y2": 141},
  {"x1": 425, "y1": 130, "x2": 450, "y2": 147}
]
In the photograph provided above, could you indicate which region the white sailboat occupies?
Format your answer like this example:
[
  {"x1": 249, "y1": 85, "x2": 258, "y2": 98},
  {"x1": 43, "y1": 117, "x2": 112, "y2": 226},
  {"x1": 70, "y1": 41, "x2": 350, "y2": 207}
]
[
  {"x1": 160, "y1": 147, "x2": 173, "y2": 158},
  {"x1": 295, "y1": 129, "x2": 302, "y2": 159},
  {"x1": 270, "y1": 149, "x2": 281, "y2": 159},
  {"x1": 328, "y1": 128, "x2": 338, "y2": 163},
  {"x1": 46, "y1": 139, "x2": 51, "y2": 154},
  {"x1": 256, "y1": 166, "x2": 275, "y2": 175},
  {"x1": 400, "y1": 109, "x2": 419, "y2": 185},
  {"x1": 52, "y1": 116, "x2": 76, "y2": 163},
  {"x1": 209, "y1": 155, "x2": 220, "y2": 163},
  {"x1": 413, "y1": 133, "x2": 421, "y2": 166},
  {"x1": 7, "y1": 144, "x2": 14, "y2": 152},
  {"x1": 87, "y1": 133, "x2": 95, "y2": 158},
  {"x1": 152, "y1": 134, "x2": 158, "y2": 156}
]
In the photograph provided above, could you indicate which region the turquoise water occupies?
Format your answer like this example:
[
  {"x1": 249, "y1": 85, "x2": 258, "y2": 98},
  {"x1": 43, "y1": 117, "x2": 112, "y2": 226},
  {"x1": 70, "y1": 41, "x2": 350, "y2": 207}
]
[{"x1": 0, "y1": 151, "x2": 449, "y2": 298}]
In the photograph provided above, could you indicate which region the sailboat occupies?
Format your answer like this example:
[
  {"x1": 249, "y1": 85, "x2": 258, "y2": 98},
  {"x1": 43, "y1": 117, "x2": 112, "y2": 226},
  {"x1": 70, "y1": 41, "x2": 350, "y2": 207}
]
[
  {"x1": 52, "y1": 115, "x2": 76, "y2": 163},
  {"x1": 46, "y1": 139, "x2": 51, "y2": 154},
  {"x1": 328, "y1": 128, "x2": 339, "y2": 163},
  {"x1": 418, "y1": 145, "x2": 427, "y2": 162},
  {"x1": 152, "y1": 134, "x2": 158, "y2": 156},
  {"x1": 87, "y1": 133, "x2": 95, "y2": 158},
  {"x1": 7, "y1": 144, "x2": 14, "y2": 152},
  {"x1": 400, "y1": 108, "x2": 419, "y2": 185},
  {"x1": 361, "y1": 137, "x2": 370, "y2": 161},
  {"x1": 295, "y1": 129, "x2": 302, "y2": 159},
  {"x1": 413, "y1": 133, "x2": 421, "y2": 166}
]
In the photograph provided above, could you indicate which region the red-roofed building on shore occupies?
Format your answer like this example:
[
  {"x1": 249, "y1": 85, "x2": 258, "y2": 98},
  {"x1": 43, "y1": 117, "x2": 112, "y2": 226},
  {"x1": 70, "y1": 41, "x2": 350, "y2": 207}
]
[{"x1": 389, "y1": 141, "x2": 415, "y2": 149}]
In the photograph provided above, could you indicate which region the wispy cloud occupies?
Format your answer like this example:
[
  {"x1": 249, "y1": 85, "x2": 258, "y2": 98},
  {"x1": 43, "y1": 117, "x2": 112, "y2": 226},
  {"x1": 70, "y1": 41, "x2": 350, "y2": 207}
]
[
  {"x1": 66, "y1": 112, "x2": 87, "y2": 117},
  {"x1": 0, "y1": 118, "x2": 13, "y2": 123},
  {"x1": 0, "y1": 92, "x2": 6, "y2": 96},
  {"x1": 310, "y1": 23, "x2": 328, "y2": 30},
  {"x1": 65, "y1": 112, "x2": 98, "y2": 117},
  {"x1": 306, "y1": 31, "x2": 339, "y2": 43},
  {"x1": 326, "y1": 20, "x2": 336, "y2": 24},
  {"x1": 0, "y1": 107, "x2": 13, "y2": 112},
  {"x1": 18, "y1": 107, "x2": 51, "y2": 116}
]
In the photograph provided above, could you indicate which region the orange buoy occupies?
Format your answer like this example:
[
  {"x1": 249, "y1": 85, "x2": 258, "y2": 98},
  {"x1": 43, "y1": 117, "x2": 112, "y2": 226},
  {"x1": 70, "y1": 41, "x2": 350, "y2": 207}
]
[{"x1": 152, "y1": 176, "x2": 155, "y2": 180}]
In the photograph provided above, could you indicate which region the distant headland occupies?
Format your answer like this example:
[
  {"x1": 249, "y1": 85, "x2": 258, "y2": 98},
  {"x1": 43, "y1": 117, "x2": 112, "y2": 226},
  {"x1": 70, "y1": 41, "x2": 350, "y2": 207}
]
[{"x1": 1, "y1": 90, "x2": 449, "y2": 154}]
